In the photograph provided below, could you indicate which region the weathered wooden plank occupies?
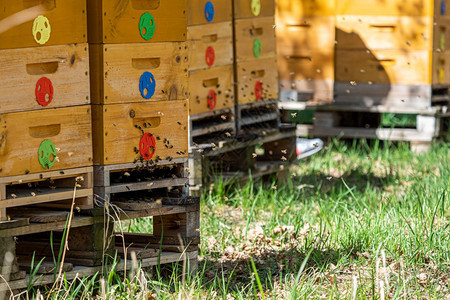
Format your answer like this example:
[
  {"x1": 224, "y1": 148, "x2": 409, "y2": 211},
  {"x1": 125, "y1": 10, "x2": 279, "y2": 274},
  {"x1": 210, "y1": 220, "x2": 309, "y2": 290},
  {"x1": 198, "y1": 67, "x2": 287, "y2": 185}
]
[
  {"x1": 187, "y1": 0, "x2": 232, "y2": 25},
  {"x1": 87, "y1": 0, "x2": 187, "y2": 43},
  {"x1": 0, "y1": 106, "x2": 93, "y2": 177},
  {"x1": 0, "y1": 44, "x2": 90, "y2": 113},
  {"x1": 234, "y1": 16, "x2": 276, "y2": 62},
  {"x1": 189, "y1": 65, "x2": 234, "y2": 115},
  {"x1": 90, "y1": 43, "x2": 188, "y2": 104},
  {"x1": 188, "y1": 22, "x2": 233, "y2": 70},
  {"x1": 92, "y1": 100, "x2": 188, "y2": 165}
]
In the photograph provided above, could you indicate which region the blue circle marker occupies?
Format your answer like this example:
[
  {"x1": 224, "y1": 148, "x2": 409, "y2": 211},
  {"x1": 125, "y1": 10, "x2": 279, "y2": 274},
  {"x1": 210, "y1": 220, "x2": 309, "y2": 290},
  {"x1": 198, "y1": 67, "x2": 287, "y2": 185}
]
[
  {"x1": 441, "y1": 1, "x2": 446, "y2": 16},
  {"x1": 139, "y1": 71, "x2": 156, "y2": 99},
  {"x1": 204, "y1": 1, "x2": 215, "y2": 22}
]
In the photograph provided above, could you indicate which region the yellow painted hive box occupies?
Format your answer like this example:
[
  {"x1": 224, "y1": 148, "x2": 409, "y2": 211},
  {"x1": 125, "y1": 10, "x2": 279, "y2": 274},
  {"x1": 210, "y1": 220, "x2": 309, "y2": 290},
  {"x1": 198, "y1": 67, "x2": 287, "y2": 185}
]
[
  {"x1": 336, "y1": 0, "x2": 445, "y2": 17},
  {"x1": 0, "y1": 105, "x2": 92, "y2": 177},
  {"x1": 276, "y1": 0, "x2": 335, "y2": 17},
  {"x1": 276, "y1": 16, "x2": 335, "y2": 54},
  {"x1": 336, "y1": 16, "x2": 433, "y2": 50}
]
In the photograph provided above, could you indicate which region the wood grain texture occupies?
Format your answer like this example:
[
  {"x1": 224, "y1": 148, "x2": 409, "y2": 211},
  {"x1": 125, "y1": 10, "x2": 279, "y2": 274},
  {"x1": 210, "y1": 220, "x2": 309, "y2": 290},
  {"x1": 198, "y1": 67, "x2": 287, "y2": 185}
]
[
  {"x1": 0, "y1": 106, "x2": 93, "y2": 177},
  {"x1": 187, "y1": 22, "x2": 233, "y2": 70},
  {"x1": 235, "y1": 58, "x2": 278, "y2": 105},
  {"x1": 87, "y1": 0, "x2": 187, "y2": 43},
  {"x1": 276, "y1": 16, "x2": 335, "y2": 53},
  {"x1": 335, "y1": 49, "x2": 431, "y2": 85},
  {"x1": 0, "y1": 43, "x2": 90, "y2": 113},
  {"x1": 277, "y1": 49, "x2": 334, "y2": 82},
  {"x1": 187, "y1": 0, "x2": 232, "y2": 25},
  {"x1": 92, "y1": 100, "x2": 189, "y2": 165},
  {"x1": 336, "y1": 0, "x2": 436, "y2": 16},
  {"x1": 234, "y1": 16, "x2": 276, "y2": 62},
  {"x1": 188, "y1": 65, "x2": 234, "y2": 115},
  {"x1": 276, "y1": 0, "x2": 335, "y2": 17},
  {"x1": 336, "y1": 16, "x2": 433, "y2": 51},
  {"x1": 0, "y1": 0, "x2": 87, "y2": 49},
  {"x1": 90, "y1": 43, "x2": 188, "y2": 104},
  {"x1": 233, "y1": 0, "x2": 274, "y2": 19}
]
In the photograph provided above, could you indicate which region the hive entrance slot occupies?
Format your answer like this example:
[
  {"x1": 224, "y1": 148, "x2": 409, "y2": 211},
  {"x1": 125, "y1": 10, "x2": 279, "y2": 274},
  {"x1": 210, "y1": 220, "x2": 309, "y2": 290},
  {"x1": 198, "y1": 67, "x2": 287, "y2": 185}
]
[{"x1": 26, "y1": 62, "x2": 59, "y2": 75}]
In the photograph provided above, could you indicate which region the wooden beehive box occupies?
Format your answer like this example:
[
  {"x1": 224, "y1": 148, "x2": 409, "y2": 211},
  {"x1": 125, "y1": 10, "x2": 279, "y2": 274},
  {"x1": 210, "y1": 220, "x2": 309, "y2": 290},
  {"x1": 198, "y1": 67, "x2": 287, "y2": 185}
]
[
  {"x1": 0, "y1": 105, "x2": 92, "y2": 177},
  {"x1": 335, "y1": 49, "x2": 431, "y2": 85},
  {"x1": 187, "y1": 22, "x2": 233, "y2": 70},
  {"x1": 187, "y1": 0, "x2": 232, "y2": 25},
  {"x1": 0, "y1": 43, "x2": 90, "y2": 114},
  {"x1": 188, "y1": 65, "x2": 234, "y2": 115},
  {"x1": 89, "y1": 43, "x2": 188, "y2": 105},
  {"x1": 87, "y1": 0, "x2": 187, "y2": 43},
  {"x1": 92, "y1": 100, "x2": 189, "y2": 165},
  {"x1": 276, "y1": 0, "x2": 335, "y2": 17},
  {"x1": 234, "y1": 16, "x2": 276, "y2": 62},
  {"x1": 276, "y1": 17, "x2": 335, "y2": 53},
  {"x1": 0, "y1": 0, "x2": 87, "y2": 49},
  {"x1": 232, "y1": 0, "x2": 275, "y2": 19},
  {"x1": 278, "y1": 50, "x2": 334, "y2": 102},
  {"x1": 236, "y1": 58, "x2": 278, "y2": 105},
  {"x1": 336, "y1": 0, "x2": 436, "y2": 16},
  {"x1": 336, "y1": 16, "x2": 433, "y2": 50}
]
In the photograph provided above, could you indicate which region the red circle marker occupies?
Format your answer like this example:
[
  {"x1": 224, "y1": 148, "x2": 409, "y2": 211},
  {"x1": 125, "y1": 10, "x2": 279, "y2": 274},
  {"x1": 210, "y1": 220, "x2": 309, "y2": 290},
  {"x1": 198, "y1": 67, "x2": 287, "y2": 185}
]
[
  {"x1": 207, "y1": 89, "x2": 217, "y2": 110},
  {"x1": 205, "y1": 46, "x2": 215, "y2": 67},
  {"x1": 139, "y1": 133, "x2": 156, "y2": 160},
  {"x1": 35, "y1": 77, "x2": 54, "y2": 106},
  {"x1": 255, "y1": 81, "x2": 263, "y2": 100}
]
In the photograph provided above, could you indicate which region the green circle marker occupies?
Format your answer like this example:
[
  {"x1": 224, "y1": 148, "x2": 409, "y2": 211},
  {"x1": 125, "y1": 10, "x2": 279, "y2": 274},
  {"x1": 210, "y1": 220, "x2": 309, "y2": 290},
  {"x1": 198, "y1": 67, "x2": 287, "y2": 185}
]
[
  {"x1": 139, "y1": 12, "x2": 155, "y2": 40},
  {"x1": 253, "y1": 38, "x2": 262, "y2": 58},
  {"x1": 38, "y1": 139, "x2": 57, "y2": 169}
]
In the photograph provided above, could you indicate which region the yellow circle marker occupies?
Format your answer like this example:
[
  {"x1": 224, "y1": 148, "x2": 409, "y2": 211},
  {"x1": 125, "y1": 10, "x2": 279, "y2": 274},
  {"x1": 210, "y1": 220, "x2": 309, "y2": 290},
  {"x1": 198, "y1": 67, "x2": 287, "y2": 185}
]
[
  {"x1": 32, "y1": 15, "x2": 51, "y2": 45},
  {"x1": 439, "y1": 67, "x2": 445, "y2": 83},
  {"x1": 251, "y1": 0, "x2": 261, "y2": 16}
]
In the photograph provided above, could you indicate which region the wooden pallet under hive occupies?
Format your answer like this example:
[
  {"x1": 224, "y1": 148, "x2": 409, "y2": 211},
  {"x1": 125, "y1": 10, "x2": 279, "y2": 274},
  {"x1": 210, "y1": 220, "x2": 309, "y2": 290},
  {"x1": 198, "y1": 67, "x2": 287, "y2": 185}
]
[
  {"x1": 93, "y1": 158, "x2": 189, "y2": 208},
  {"x1": 189, "y1": 126, "x2": 297, "y2": 193},
  {"x1": 295, "y1": 105, "x2": 450, "y2": 149},
  {"x1": 0, "y1": 167, "x2": 94, "y2": 221}
]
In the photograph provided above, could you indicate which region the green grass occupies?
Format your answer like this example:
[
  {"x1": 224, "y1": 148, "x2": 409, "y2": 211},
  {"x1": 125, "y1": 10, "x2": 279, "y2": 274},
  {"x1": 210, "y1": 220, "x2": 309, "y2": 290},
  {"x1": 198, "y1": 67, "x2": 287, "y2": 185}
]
[{"x1": 26, "y1": 139, "x2": 449, "y2": 299}]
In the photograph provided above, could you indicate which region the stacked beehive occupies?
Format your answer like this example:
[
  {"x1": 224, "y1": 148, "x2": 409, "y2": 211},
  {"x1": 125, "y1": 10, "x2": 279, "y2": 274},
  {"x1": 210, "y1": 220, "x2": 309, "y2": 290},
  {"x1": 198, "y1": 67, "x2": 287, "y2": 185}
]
[
  {"x1": 0, "y1": 2, "x2": 93, "y2": 219},
  {"x1": 335, "y1": 0, "x2": 450, "y2": 109},
  {"x1": 276, "y1": 0, "x2": 335, "y2": 103},
  {"x1": 187, "y1": 0, "x2": 235, "y2": 144},
  {"x1": 87, "y1": 1, "x2": 199, "y2": 259},
  {"x1": 0, "y1": 0, "x2": 92, "y2": 277},
  {"x1": 233, "y1": 0, "x2": 279, "y2": 133}
]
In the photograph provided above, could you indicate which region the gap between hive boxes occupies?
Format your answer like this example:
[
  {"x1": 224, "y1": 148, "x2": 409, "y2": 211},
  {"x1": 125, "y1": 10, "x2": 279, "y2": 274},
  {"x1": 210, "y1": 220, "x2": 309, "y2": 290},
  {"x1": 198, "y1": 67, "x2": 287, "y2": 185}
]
[{"x1": 0, "y1": 166, "x2": 94, "y2": 222}]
